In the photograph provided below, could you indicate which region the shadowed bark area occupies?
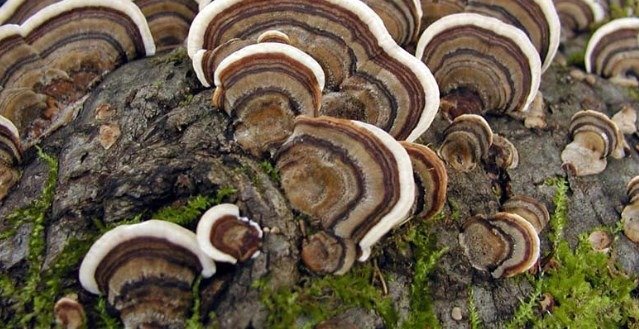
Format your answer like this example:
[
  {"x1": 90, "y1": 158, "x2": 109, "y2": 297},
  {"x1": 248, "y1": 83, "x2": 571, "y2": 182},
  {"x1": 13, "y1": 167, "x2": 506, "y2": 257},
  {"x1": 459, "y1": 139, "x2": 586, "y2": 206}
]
[{"x1": 1, "y1": 47, "x2": 638, "y2": 328}]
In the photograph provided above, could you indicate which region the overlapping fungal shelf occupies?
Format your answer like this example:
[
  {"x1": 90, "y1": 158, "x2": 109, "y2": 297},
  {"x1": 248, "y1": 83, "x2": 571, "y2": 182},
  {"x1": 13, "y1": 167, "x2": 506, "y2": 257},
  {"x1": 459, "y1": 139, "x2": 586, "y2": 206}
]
[
  {"x1": 187, "y1": 0, "x2": 440, "y2": 141},
  {"x1": 554, "y1": 0, "x2": 605, "y2": 38},
  {"x1": 585, "y1": 17, "x2": 639, "y2": 85}
]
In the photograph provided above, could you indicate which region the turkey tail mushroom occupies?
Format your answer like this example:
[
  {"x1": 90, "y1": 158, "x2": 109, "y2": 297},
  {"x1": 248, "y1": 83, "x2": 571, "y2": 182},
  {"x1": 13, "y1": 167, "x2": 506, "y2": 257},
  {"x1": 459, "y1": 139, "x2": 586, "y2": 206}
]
[
  {"x1": 0, "y1": 0, "x2": 59, "y2": 25},
  {"x1": 360, "y1": 0, "x2": 423, "y2": 46},
  {"x1": 187, "y1": 0, "x2": 440, "y2": 141},
  {"x1": 554, "y1": 0, "x2": 605, "y2": 38},
  {"x1": 79, "y1": 220, "x2": 216, "y2": 329},
  {"x1": 622, "y1": 176, "x2": 639, "y2": 243},
  {"x1": 0, "y1": 115, "x2": 22, "y2": 200},
  {"x1": 501, "y1": 195, "x2": 550, "y2": 233},
  {"x1": 585, "y1": 17, "x2": 639, "y2": 86},
  {"x1": 275, "y1": 116, "x2": 415, "y2": 269},
  {"x1": 416, "y1": 13, "x2": 541, "y2": 119},
  {"x1": 133, "y1": 0, "x2": 202, "y2": 51},
  {"x1": 438, "y1": 114, "x2": 493, "y2": 172}
]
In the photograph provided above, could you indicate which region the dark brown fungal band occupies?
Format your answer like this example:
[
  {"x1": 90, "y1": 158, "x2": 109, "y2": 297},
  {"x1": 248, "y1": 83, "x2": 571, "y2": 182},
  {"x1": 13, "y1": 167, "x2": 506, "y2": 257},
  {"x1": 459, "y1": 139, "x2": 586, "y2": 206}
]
[
  {"x1": 419, "y1": 0, "x2": 464, "y2": 30},
  {"x1": 459, "y1": 212, "x2": 540, "y2": 278},
  {"x1": 196, "y1": 203, "x2": 263, "y2": 264},
  {"x1": 0, "y1": 0, "x2": 60, "y2": 25},
  {"x1": 488, "y1": 134, "x2": 519, "y2": 169},
  {"x1": 301, "y1": 232, "x2": 357, "y2": 275},
  {"x1": 79, "y1": 220, "x2": 215, "y2": 328},
  {"x1": 555, "y1": 0, "x2": 605, "y2": 37},
  {"x1": 623, "y1": 175, "x2": 639, "y2": 243},
  {"x1": 275, "y1": 116, "x2": 415, "y2": 262},
  {"x1": 561, "y1": 110, "x2": 623, "y2": 176},
  {"x1": 361, "y1": 0, "x2": 422, "y2": 46},
  {"x1": 400, "y1": 141, "x2": 448, "y2": 221},
  {"x1": 0, "y1": 115, "x2": 22, "y2": 200},
  {"x1": 416, "y1": 13, "x2": 541, "y2": 118},
  {"x1": 54, "y1": 295, "x2": 85, "y2": 329},
  {"x1": 585, "y1": 18, "x2": 639, "y2": 82},
  {"x1": 188, "y1": 0, "x2": 440, "y2": 141},
  {"x1": 501, "y1": 195, "x2": 550, "y2": 233},
  {"x1": 438, "y1": 114, "x2": 493, "y2": 172},
  {"x1": 133, "y1": 0, "x2": 201, "y2": 50},
  {"x1": 627, "y1": 175, "x2": 639, "y2": 204},
  {"x1": 212, "y1": 42, "x2": 325, "y2": 156}
]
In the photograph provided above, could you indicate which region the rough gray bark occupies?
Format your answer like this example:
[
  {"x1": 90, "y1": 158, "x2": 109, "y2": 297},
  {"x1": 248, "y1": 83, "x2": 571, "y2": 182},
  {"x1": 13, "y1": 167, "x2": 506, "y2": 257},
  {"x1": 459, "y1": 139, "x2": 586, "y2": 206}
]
[{"x1": 1, "y1": 46, "x2": 639, "y2": 328}]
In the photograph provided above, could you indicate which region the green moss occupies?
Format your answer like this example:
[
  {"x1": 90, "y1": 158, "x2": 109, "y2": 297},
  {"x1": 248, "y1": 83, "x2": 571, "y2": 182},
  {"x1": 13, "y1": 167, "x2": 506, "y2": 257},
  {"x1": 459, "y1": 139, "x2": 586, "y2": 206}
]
[
  {"x1": 152, "y1": 47, "x2": 189, "y2": 66},
  {"x1": 95, "y1": 297, "x2": 119, "y2": 329},
  {"x1": 401, "y1": 218, "x2": 447, "y2": 329},
  {"x1": 259, "y1": 160, "x2": 280, "y2": 182},
  {"x1": 566, "y1": 51, "x2": 586, "y2": 68},
  {"x1": 185, "y1": 276, "x2": 203, "y2": 329},
  {"x1": 152, "y1": 187, "x2": 236, "y2": 227},
  {"x1": 254, "y1": 265, "x2": 398, "y2": 329},
  {"x1": 544, "y1": 177, "x2": 568, "y2": 250},
  {"x1": 449, "y1": 199, "x2": 462, "y2": 222},
  {"x1": 506, "y1": 278, "x2": 542, "y2": 329},
  {"x1": 468, "y1": 287, "x2": 482, "y2": 329},
  {"x1": 178, "y1": 93, "x2": 195, "y2": 107}
]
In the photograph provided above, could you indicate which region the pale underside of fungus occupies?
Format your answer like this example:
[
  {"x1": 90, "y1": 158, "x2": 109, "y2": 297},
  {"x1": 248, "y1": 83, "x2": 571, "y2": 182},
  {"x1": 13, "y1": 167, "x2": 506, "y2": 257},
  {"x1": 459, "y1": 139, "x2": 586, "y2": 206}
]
[
  {"x1": 211, "y1": 41, "x2": 325, "y2": 156},
  {"x1": 585, "y1": 17, "x2": 639, "y2": 86},
  {"x1": 187, "y1": 0, "x2": 440, "y2": 141},
  {"x1": 459, "y1": 212, "x2": 540, "y2": 278},
  {"x1": 438, "y1": 114, "x2": 493, "y2": 172},
  {"x1": 275, "y1": 116, "x2": 415, "y2": 273},
  {"x1": 79, "y1": 220, "x2": 216, "y2": 329},
  {"x1": 416, "y1": 13, "x2": 541, "y2": 119},
  {"x1": 560, "y1": 110, "x2": 624, "y2": 176},
  {"x1": 554, "y1": 0, "x2": 605, "y2": 38},
  {"x1": 196, "y1": 203, "x2": 263, "y2": 264},
  {"x1": 0, "y1": 0, "x2": 155, "y2": 140}
]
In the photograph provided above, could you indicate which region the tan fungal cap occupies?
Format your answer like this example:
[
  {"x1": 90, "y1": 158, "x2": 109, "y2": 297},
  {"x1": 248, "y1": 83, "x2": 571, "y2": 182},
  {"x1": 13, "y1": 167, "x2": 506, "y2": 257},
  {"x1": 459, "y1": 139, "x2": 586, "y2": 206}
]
[
  {"x1": 275, "y1": 116, "x2": 415, "y2": 264},
  {"x1": 211, "y1": 42, "x2": 324, "y2": 155},
  {"x1": 416, "y1": 13, "x2": 541, "y2": 118},
  {"x1": 459, "y1": 212, "x2": 540, "y2": 278},
  {"x1": 79, "y1": 220, "x2": 215, "y2": 328},
  {"x1": 624, "y1": 175, "x2": 639, "y2": 243},
  {"x1": 0, "y1": 115, "x2": 22, "y2": 200},
  {"x1": 555, "y1": 0, "x2": 605, "y2": 37},
  {"x1": 301, "y1": 232, "x2": 357, "y2": 275},
  {"x1": 588, "y1": 230, "x2": 612, "y2": 252},
  {"x1": 501, "y1": 195, "x2": 550, "y2": 233},
  {"x1": 256, "y1": 30, "x2": 291, "y2": 44},
  {"x1": 196, "y1": 203, "x2": 263, "y2": 264},
  {"x1": 438, "y1": 114, "x2": 493, "y2": 172},
  {"x1": 627, "y1": 175, "x2": 639, "y2": 204},
  {"x1": 187, "y1": 0, "x2": 440, "y2": 141},
  {"x1": 361, "y1": 0, "x2": 423, "y2": 45},
  {"x1": 400, "y1": 141, "x2": 448, "y2": 221},
  {"x1": 133, "y1": 0, "x2": 202, "y2": 50},
  {"x1": 0, "y1": 0, "x2": 60, "y2": 25},
  {"x1": 611, "y1": 105, "x2": 637, "y2": 135},
  {"x1": 419, "y1": 0, "x2": 464, "y2": 29},
  {"x1": 488, "y1": 134, "x2": 520, "y2": 169},
  {"x1": 561, "y1": 110, "x2": 623, "y2": 176},
  {"x1": 54, "y1": 294, "x2": 85, "y2": 329},
  {"x1": 585, "y1": 18, "x2": 639, "y2": 84}
]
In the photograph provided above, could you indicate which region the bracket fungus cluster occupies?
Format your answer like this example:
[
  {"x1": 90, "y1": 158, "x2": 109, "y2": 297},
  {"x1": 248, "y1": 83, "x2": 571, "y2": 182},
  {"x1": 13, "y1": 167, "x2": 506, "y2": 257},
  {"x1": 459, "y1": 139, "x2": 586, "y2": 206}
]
[
  {"x1": 196, "y1": 203, "x2": 263, "y2": 264},
  {"x1": 0, "y1": 0, "x2": 59, "y2": 25},
  {"x1": 460, "y1": 195, "x2": 547, "y2": 278},
  {"x1": 360, "y1": 0, "x2": 423, "y2": 46},
  {"x1": 187, "y1": 0, "x2": 440, "y2": 141},
  {"x1": 554, "y1": 0, "x2": 605, "y2": 38},
  {"x1": 54, "y1": 294, "x2": 86, "y2": 329},
  {"x1": 622, "y1": 175, "x2": 639, "y2": 243},
  {"x1": 438, "y1": 114, "x2": 493, "y2": 172},
  {"x1": 0, "y1": 115, "x2": 22, "y2": 199},
  {"x1": 416, "y1": 13, "x2": 542, "y2": 119},
  {"x1": 79, "y1": 220, "x2": 216, "y2": 328},
  {"x1": 585, "y1": 17, "x2": 639, "y2": 86},
  {"x1": 561, "y1": 110, "x2": 624, "y2": 176}
]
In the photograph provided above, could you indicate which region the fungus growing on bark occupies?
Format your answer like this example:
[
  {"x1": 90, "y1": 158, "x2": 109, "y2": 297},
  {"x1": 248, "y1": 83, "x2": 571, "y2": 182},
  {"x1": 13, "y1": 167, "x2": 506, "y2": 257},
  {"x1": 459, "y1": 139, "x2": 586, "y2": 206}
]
[
  {"x1": 188, "y1": 0, "x2": 440, "y2": 141},
  {"x1": 561, "y1": 110, "x2": 623, "y2": 176},
  {"x1": 211, "y1": 42, "x2": 325, "y2": 156},
  {"x1": 79, "y1": 220, "x2": 216, "y2": 328},
  {"x1": 585, "y1": 17, "x2": 639, "y2": 86},
  {"x1": 0, "y1": 0, "x2": 59, "y2": 24},
  {"x1": 554, "y1": 0, "x2": 605, "y2": 38},
  {"x1": 438, "y1": 114, "x2": 493, "y2": 172},
  {"x1": 611, "y1": 105, "x2": 637, "y2": 135},
  {"x1": 419, "y1": 0, "x2": 465, "y2": 30},
  {"x1": 459, "y1": 212, "x2": 540, "y2": 278},
  {"x1": 622, "y1": 175, "x2": 639, "y2": 243},
  {"x1": 416, "y1": 13, "x2": 541, "y2": 119},
  {"x1": 133, "y1": 0, "x2": 207, "y2": 50},
  {"x1": 400, "y1": 141, "x2": 448, "y2": 221},
  {"x1": 196, "y1": 203, "x2": 263, "y2": 264},
  {"x1": 360, "y1": 0, "x2": 423, "y2": 46},
  {"x1": 54, "y1": 294, "x2": 85, "y2": 329},
  {"x1": 276, "y1": 116, "x2": 415, "y2": 269},
  {"x1": 301, "y1": 231, "x2": 357, "y2": 275},
  {"x1": 501, "y1": 195, "x2": 550, "y2": 233},
  {"x1": 488, "y1": 134, "x2": 520, "y2": 170},
  {"x1": 0, "y1": 115, "x2": 22, "y2": 200}
]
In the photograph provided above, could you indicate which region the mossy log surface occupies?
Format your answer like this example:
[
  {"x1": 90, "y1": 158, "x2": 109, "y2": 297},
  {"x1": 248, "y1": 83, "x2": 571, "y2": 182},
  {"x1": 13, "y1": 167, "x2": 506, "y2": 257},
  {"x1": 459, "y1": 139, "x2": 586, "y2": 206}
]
[{"x1": 1, "y1": 47, "x2": 639, "y2": 328}]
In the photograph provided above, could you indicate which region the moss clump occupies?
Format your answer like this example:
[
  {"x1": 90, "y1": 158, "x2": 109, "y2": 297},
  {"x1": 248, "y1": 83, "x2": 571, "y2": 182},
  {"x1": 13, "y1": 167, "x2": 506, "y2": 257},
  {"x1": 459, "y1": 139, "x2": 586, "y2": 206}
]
[
  {"x1": 185, "y1": 276, "x2": 203, "y2": 329},
  {"x1": 401, "y1": 215, "x2": 448, "y2": 329},
  {"x1": 545, "y1": 177, "x2": 568, "y2": 250},
  {"x1": 506, "y1": 278, "x2": 543, "y2": 329},
  {"x1": 468, "y1": 287, "x2": 482, "y2": 329},
  {"x1": 152, "y1": 187, "x2": 237, "y2": 227},
  {"x1": 259, "y1": 160, "x2": 280, "y2": 182},
  {"x1": 254, "y1": 265, "x2": 398, "y2": 329},
  {"x1": 95, "y1": 297, "x2": 119, "y2": 329}
]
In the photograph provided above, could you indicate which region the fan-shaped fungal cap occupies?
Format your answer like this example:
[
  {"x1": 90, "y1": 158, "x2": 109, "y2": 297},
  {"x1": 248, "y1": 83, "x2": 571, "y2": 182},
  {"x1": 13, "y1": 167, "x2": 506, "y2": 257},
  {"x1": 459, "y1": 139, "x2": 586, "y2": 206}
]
[
  {"x1": 554, "y1": 0, "x2": 605, "y2": 37},
  {"x1": 0, "y1": 115, "x2": 23, "y2": 200},
  {"x1": 501, "y1": 195, "x2": 550, "y2": 233},
  {"x1": 275, "y1": 116, "x2": 415, "y2": 262},
  {"x1": 400, "y1": 141, "x2": 448, "y2": 221},
  {"x1": 561, "y1": 110, "x2": 623, "y2": 176},
  {"x1": 585, "y1": 18, "x2": 639, "y2": 84},
  {"x1": 54, "y1": 294, "x2": 85, "y2": 329},
  {"x1": 611, "y1": 105, "x2": 637, "y2": 135},
  {"x1": 133, "y1": 0, "x2": 201, "y2": 50},
  {"x1": 488, "y1": 134, "x2": 520, "y2": 169},
  {"x1": 79, "y1": 220, "x2": 216, "y2": 328},
  {"x1": 459, "y1": 212, "x2": 540, "y2": 278},
  {"x1": 622, "y1": 202, "x2": 639, "y2": 243},
  {"x1": 438, "y1": 114, "x2": 493, "y2": 172},
  {"x1": 360, "y1": 0, "x2": 423, "y2": 45},
  {"x1": 0, "y1": 0, "x2": 59, "y2": 25},
  {"x1": 626, "y1": 175, "x2": 639, "y2": 204},
  {"x1": 0, "y1": 24, "x2": 44, "y2": 90},
  {"x1": 196, "y1": 203, "x2": 263, "y2": 264},
  {"x1": 301, "y1": 232, "x2": 357, "y2": 275},
  {"x1": 211, "y1": 42, "x2": 325, "y2": 156},
  {"x1": 419, "y1": 0, "x2": 464, "y2": 29},
  {"x1": 187, "y1": 0, "x2": 440, "y2": 141},
  {"x1": 416, "y1": 13, "x2": 541, "y2": 118}
]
